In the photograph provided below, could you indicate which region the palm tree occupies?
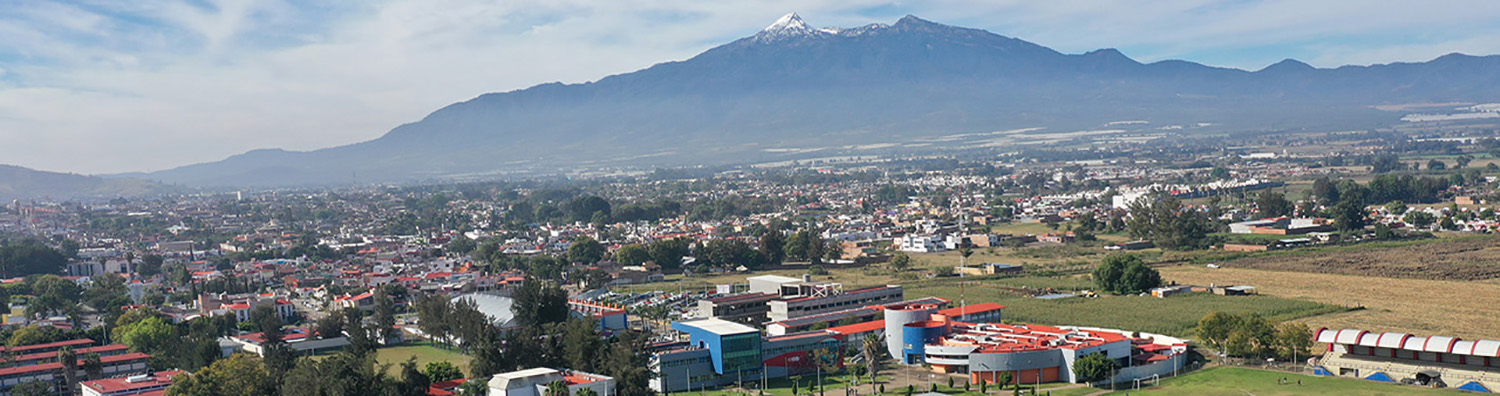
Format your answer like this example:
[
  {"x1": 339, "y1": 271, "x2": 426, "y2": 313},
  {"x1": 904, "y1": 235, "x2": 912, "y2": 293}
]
[
  {"x1": 545, "y1": 380, "x2": 570, "y2": 396},
  {"x1": 861, "y1": 333, "x2": 884, "y2": 394}
]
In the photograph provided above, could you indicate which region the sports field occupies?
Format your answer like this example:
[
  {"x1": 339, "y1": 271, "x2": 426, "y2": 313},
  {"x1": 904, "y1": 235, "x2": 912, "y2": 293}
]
[
  {"x1": 1099, "y1": 367, "x2": 1458, "y2": 395},
  {"x1": 373, "y1": 341, "x2": 472, "y2": 373}
]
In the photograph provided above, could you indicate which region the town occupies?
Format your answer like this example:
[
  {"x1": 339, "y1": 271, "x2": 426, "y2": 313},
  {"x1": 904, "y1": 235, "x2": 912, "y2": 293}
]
[{"x1": 0, "y1": 125, "x2": 1499, "y2": 395}]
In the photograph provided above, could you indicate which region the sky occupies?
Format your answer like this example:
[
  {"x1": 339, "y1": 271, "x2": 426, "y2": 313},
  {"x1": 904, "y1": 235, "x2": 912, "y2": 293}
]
[{"x1": 3, "y1": 0, "x2": 1500, "y2": 175}]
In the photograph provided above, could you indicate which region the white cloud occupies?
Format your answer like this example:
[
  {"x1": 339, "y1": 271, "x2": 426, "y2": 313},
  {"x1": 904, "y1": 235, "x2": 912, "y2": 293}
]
[{"x1": 0, "y1": 0, "x2": 1498, "y2": 174}]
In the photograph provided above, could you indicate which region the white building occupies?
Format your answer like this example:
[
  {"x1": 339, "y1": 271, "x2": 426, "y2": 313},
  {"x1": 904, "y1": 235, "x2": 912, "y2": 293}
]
[
  {"x1": 488, "y1": 368, "x2": 616, "y2": 396},
  {"x1": 896, "y1": 235, "x2": 946, "y2": 253}
]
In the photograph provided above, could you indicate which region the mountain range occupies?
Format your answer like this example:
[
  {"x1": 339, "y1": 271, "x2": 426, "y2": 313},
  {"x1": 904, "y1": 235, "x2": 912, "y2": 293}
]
[
  {"x1": 0, "y1": 165, "x2": 171, "y2": 202},
  {"x1": 133, "y1": 13, "x2": 1500, "y2": 187}
]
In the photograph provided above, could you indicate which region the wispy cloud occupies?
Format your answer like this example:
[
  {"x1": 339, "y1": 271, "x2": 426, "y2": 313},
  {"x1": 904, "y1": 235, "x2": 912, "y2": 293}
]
[{"x1": 1, "y1": 0, "x2": 1498, "y2": 174}]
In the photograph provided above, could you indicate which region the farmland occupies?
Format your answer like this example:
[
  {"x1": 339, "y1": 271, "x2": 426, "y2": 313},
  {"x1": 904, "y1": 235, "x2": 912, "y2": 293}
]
[
  {"x1": 1203, "y1": 234, "x2": 1500, "y2": 281},
  {"x1": 1160, "y1": 266, "x2": 1500, "y2": 340},
  {"x1": 1099, "y1": 367, "x2": 1457, "y2": 396}
]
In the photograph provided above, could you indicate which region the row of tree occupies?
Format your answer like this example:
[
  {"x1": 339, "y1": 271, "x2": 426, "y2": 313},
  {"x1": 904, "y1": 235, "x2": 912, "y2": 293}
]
[{"x1": 1197, "y1": 312, "x2": 1313, "y2": 360}]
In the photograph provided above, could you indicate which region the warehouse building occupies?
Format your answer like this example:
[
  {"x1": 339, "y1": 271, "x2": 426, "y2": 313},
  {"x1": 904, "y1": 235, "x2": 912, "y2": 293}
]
[{"x1": 1314, "y1": 328, "x2": 1500, "y2": 392}]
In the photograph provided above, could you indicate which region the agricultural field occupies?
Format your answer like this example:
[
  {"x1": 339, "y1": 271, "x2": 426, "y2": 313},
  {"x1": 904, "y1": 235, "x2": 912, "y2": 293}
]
[
  {"x1": 1100, "y1": 367, "x2": 1458, "y2": 396},
  {"x1": 1204, "y1": 234, "x2": 1500, "y2": 281},
  {"x1": 1159, "y1": 266, "x2": 1500, "y2": 340},
  {"x1": 902, "y1": 282, "x2": 1345, "y2": 336}
]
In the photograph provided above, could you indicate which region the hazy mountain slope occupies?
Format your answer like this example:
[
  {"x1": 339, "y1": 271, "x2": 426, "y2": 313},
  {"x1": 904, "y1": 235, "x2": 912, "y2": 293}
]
[
  {"x1": 0, "y1": 165, "x2": 171, "y2": 201},
  {"x1": 141, "y1": 14, "x2": 1500, "y2": 187}
]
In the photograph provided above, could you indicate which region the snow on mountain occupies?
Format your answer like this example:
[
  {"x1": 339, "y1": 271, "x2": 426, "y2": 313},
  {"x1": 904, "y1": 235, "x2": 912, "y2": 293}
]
[{"x1": 752, "y1": 13, "x2": 892, "y2": 43}]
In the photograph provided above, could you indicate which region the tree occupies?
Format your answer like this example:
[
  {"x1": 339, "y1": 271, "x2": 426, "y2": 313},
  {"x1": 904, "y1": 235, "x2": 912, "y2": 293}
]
[
  {"x1": 1369, "y1": 153, "x2": 1402, "y2": 173},
  {"x1": 861, "y1": 333, "x2": 882, "y2": 394},
  {"x1": 1255, "y1": 190, "x2": 1292, "y2": 218},
  {"x1": 1384, "y1": 200, "x2": 1409, "y2": 215},
  {"x1": 647, "y1": 238, "x2": 691, "y2": 269},
  {"x1": 252, "y1": 305, "x2": 295, "y2": 378},
  {"x1": 566, "y1": 196, "x2": 612, "y2": 223},
  {"x1": 7, "y1": 325, "x2": 58, "y2": 348},
  {"x1": 27, "y1": 274, "x2": 82, "y2": 319},
  {"x1": 1427, "y1": 159, "x2": 1447, "y2": 171},
  {"x1": 400, "y1": 357, "x2": 432, "y2": 396},
  {"x1": 1209, "y1": 166, "x2": 1230, "y2": 180},
  {"x1": 703, "y1": 239, "x2": 757, "y2": 269},
  {"x1": 545, "y1": 380, "x2": 570, "y2": 396},
  {"x1": 512, "y1": 279, "x2": 570, "y2": 326},
  {"x1": 83, "y1": 352, "x2": 104, "y2": 378},
  {"x1": 0, "y1": 241, "x2": 67, "y2": 278},
  {"x1": 1404, "y1": 210, "x2": 1435, "y2": 229},
  {"x1": 373, "y1": 287, "x2": 398, "y2": 345},
  {"x1": 1126, "y1": 195, "x2": 1210, "y2": 250},
  {"x1": 759, "y1": 231, "x2": 786, "y2": 266},
  {"x1": 1197, "y1": 312, "x2": 1241, "y2": 353},
  {"x1": 139, "y1": 254, "x2": 165, "y2": 277},
  {"x1": 115, "y1": 315, "x2": 175, "y2": 356},
  {"x1": 1310, "y1": 177, "x2": 1340, "y2": 207},
  {"x1": 9, "y1": 381, "x2": 51, "y2": 396},
  {"x1": 568, "y1": 237, "x2": 605, "y2": 264},
  {"x1": 58, "y1": 347, "x2": 78, "y2": 389},
  {"x1": 614, "y1": 244, "x2": 651, "y2": 266},
  {"x1": 446, "y1": 236, "x2": 477, "y2": 256},
  {"x1": 1330, "y1": 199, "x2": 1367, "y2": 232},
  {"x1": 889, "y1": 252, "x2": 911, "y2": 271},
  {"x1": 168, "y1": 353, "x2": 274, "y2": 396},
  {"x1": 424, "y1": 361, "x2": 464, "y2": 383},
  {"x1": 1092, "y1": 254, "x2": 1159, "y2": 294},
  {"x1": 85, "y1": 272, "x2": 131, "y2": 312},
  {"x1": 1071, "y1": 353, "x2": 1116, "y2": 384},
  {"x1": 1273, "y1": 321, "x2": 1313, "y2": 360}
]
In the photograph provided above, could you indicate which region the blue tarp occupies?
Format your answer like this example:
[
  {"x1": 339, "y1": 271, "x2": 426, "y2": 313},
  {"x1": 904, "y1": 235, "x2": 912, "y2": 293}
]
[
  {"x1": 1364, "y1": 372, "x2": 1394, "y2": 382},
  {"x1": 1458, "y1": 381, "x2": 1492, "y2": 393},
  {"x1": 1311, "y1": 366, "x2": 1334, "y2": 376}
]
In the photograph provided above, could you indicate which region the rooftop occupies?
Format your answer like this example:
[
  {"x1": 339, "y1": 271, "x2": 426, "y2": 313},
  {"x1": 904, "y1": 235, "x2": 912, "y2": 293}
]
[
  {"x1": 676, "y1": 318, "x2": 759, "y2": 336},
  {"x1": 80, "y1": 370, "x2": 183, "y2": 393}
]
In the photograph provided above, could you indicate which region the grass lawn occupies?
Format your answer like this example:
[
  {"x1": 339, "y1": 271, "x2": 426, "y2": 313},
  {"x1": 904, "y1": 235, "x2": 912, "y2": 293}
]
[
  {"x1": 877, "y1": 381, "x2": 1095, "y2": 396},
  {"x1": 371, "y1": 341, "x2": 472, "y2": 374},
  {"x1": 1099, "y1": 367, "x2": 1459, "y2": 395}
]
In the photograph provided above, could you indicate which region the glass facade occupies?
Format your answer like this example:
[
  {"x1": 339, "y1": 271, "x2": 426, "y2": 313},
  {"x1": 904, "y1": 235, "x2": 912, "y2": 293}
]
[{"x1": 720, "y1": 333, "x2": 763, "y2": 373}]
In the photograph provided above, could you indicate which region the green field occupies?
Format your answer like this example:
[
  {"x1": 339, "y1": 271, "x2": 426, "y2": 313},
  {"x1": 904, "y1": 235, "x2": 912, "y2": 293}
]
[
  {"x1": 1100, "y1": 367, "x2": 1460, "y2": 395},
  {"x1": 371, "y1": 341, "x2": 472, "y2": 373},
  {"x1": 694, "y1": 374, "x2": 893, "y2": 396},
  {"x1": 902, "y1": 284, "x2": 1346, "y2": 337}
]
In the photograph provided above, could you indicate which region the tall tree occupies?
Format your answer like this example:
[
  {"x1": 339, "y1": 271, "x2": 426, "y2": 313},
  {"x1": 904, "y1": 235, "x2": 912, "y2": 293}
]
[
  {"x1": 568, "y1": 237, "x2": 605, "y2": 264},
  {"x1": 167, "y1": 353, "x2": 274, "y2": 396},
  {"x1": 613, "y1": 244, "x2": 651, "y2": 266},
  {"x1": 759, "y1": 231, "x2": 786, "y2": 266},
  {"x1": 1071, "y1": 353, "x2": 1116, "y2": 384},
  {"x1": 1254, "y1": 190, "x2": 1292, "y2": 218}
]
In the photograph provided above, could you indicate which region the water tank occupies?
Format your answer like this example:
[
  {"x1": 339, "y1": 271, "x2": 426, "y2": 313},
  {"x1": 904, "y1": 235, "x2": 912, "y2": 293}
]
[{"x1": 884, "y1": 304, "x2": 937, "y2": 360}]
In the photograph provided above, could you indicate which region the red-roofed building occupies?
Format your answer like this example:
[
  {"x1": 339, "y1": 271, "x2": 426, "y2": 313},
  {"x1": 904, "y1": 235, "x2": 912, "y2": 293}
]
[
  {"x1": 0, "y1": 352, "x2": 151, "y2": 395},
  {"x1": 80, "y1": 370, "x2": 183, "y2": 396},
  {"x1": 426, "y1": 378, "x2": 469, "y2": 396}
]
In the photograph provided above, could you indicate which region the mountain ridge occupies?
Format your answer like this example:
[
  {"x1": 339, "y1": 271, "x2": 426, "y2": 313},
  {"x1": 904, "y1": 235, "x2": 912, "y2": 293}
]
[{"x1": 134, "y1": 14, "x2": 1500, "y2": 187}]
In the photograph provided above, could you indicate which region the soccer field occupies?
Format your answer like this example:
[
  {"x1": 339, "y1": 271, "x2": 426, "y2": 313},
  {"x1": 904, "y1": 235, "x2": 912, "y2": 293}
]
[
  {"x1": 373, "y1": 341, "x2": 472, "y2": 373},
  {"x1": 1100, "y1": 367, "x2": 1460, "y2": 395}
]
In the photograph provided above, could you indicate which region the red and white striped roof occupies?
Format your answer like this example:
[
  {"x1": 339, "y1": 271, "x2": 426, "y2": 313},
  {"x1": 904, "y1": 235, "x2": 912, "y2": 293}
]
[{"x1": 1315, "y1": 328, "x2": 1500, "y2": 358}]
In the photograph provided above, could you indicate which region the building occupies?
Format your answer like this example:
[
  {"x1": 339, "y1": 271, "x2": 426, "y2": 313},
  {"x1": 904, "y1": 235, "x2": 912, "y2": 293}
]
[
  {"x1": 767, "y1": 285, "x2": 904, "y2": 321},
  {"x1": 230, "y1": 328, "x2": 350, "y2": 356},
  {"x1": 953, "y1": 263, "x2": 1023, "y2": 276},
  {"x1": 1314, "y1": 328, "x2": 1500, "y2": 392},
  {"x1": 651, "y1": 318, "x2": 843, "y2": 393},
  {"x1": 487, "y1": 368, "x2": 616, "y2": 396},
  {"x1": 896, "y1": 235, "x2": 946, "y2": 253},
  {"x1": 567, "y1": 300, "x2": 629, "y2": 331},
  {"x1": 834, "y1": 303, "x2": 1187, "y2": 385},
  {"x1": 0, "y1": 352, "x2": 151, "y2": 395},
  {"x1": 80, "y1": 370, "x2": 183, "y2": 396},
  {"x1": 765, "y1": 297, "x2": 951, "y2": 336},
  {"x1": 697, "y1": 293, "x2": 778, "y2": 326}
]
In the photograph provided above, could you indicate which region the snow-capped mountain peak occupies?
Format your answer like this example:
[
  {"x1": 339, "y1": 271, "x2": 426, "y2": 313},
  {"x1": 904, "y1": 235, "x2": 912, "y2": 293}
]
[{"x1": 764, "y1": 13, "x2": 810, "y2": 32}]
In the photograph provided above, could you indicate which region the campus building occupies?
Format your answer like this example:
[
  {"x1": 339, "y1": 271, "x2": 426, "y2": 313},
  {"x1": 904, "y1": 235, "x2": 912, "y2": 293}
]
[
  {"x1": 706, "y1": 275, "x2": 904, "y2": 324},
  {"x1": 1313, "y1": 328, "x2": 1500, "y2": 392},
  {"x1": 651, "y1": 318, "x2": 842, "y2": 393},
  {"x1": 653, "y1": 302, "x2": 1185, "y2": 392},
  {"x1": 80, "y1": 370, "x2": 183, "y2": 396},
  {"x1": 0, "y1": 345, "x2": 151, "y2": 396}
]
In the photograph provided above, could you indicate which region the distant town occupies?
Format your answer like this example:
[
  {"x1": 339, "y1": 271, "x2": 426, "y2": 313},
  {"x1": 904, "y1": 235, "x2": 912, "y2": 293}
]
[{"x1": 0, "y1": 119, "x2": 1498, "y2": 395}]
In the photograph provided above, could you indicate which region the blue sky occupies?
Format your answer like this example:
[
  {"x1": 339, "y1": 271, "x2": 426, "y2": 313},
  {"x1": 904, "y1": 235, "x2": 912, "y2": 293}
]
[{"x1": 3, "y1": 0, "x2": 1499, "y2": 174}]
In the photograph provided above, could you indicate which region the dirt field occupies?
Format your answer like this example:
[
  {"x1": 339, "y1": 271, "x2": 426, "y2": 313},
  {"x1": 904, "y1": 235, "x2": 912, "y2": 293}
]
[
  {"x1": 1212, "y1": 235, "x2": 1500, "y2": 281},
  {"x1": 1160, "y1": 266, "x2": 1500, "y2": 340}
]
